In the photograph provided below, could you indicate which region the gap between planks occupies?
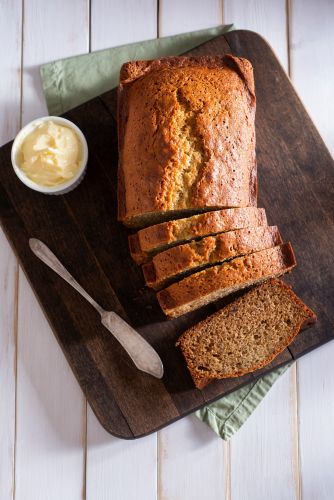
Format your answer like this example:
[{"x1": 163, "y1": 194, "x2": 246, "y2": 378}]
[
  {"x1": 157, "y1": 430, "x2": 162, "y2": 500},
  {"x1": 13, "y1": 0, "x2": 25, "y2": 496},
  {"x1": 12, "y1": 261, "x2": 20, "y2": 500},
  {"x1": 286, "y1": 2, "x2": 301, "y2": 492},
  {"x1": 19, "y1": 0, "x2": 24, "y2": 130},
  {"x1": 82, "y1": 400, "x2": 88, "y2": 500},
  {"x1": 83, "y1": 2, "x2": 91, "y2": 498},
  {"x1": 223, "y1": 440, "x2": 231, "y2": 500},
  {"x1": 285, "y1": 0, "x2": 292, "y2": 77},
  {"x1": 157, "y1": 0, "x2": 160, "y2": 38},
  {"x1": 290, "y1": 363, "x2": 302, "y2": 499},
  {"x1": 222, "y1": 2, "x2": 233, "y2": 492},
  {"x1": 156, "y1": 6, "x2": 162, "y2": 500}
]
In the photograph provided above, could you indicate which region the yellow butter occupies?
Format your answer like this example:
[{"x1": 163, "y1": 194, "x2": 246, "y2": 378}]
[{"x1": 18, "y1": 120, "x2": 82, "y2": 187}]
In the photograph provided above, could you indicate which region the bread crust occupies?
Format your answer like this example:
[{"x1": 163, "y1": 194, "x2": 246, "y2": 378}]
[
  {"x1": 143, "y1": 225, "x2": 282, "y2": 289},
  {"x1": 187, "y1": 369, "x2": 211, "y2": 390},
  {"x1": 118, "y1": 55, "x2": 257, "y2": 227},
  {"x1": 129, "y1": 207, "x2": 267, "y2": 264},
  {"x1": 157, "y1": 243, "x2": 297, "y2": 318},
  {"x1": 176, "y1": 279, "x2": 316, "y2": 387}
]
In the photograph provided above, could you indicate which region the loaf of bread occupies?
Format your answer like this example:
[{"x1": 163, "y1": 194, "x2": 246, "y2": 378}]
[
  {"x1": 143, "y1": 225, "x2": 282, "y2": 289},
  {"x1": 176, "y1": 279, "x2": 316, "y2": 388},
  {"x1": 118, "y1": 55, "x2": 257, "y2": 228},
  {"x1": 157, "y1": 243, "x2": 296, "y2": 318},
  {"x1": 129, "y1": 207, "x2": 267, "y2": 264}
]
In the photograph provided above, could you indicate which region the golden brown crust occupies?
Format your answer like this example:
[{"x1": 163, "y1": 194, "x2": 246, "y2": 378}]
[
  {"x1": 222, "y1": 54, "x2": 255, "y2": 101},
  {"x1": 157, "y1": 243, "x2": 297, "y2": 318},
  {"x1": 187, "y1": 368, "x2": 211, "y2": 390},
  {"x1": 176, "y1": 279, "x2": 316, "y2": 387},
  {"x1": 119, "y1": 55, "x2": 255, "y2": 95},
  {"x1": 118, "y1": 55, "x2": 257, "y2": 227},
  {"x1": 143, "y1": 225, "x2": 282, "y2": 290},
  {"x1": 129, "y1": 207, "x2": 267, "y2": 264}
]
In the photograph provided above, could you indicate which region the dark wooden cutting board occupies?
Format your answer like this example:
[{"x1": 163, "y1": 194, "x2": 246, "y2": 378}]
[{"x1": 0, "y1": 30, "x2": 333, "y2": 439}]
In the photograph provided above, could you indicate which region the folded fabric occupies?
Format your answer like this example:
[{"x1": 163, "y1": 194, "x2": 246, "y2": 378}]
[
  {"x1": 40, "y1": 24, "x2": 291, "y2": 440},
  {"x1": 195, "y1": 363, "x2": 291, "y2": 440}
]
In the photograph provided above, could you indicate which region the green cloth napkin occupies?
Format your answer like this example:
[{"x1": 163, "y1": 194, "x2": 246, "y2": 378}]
[
  {"x1": 196, "y1": 364, "x2": 291, "y2": 440},
  {"x1": 40, "y1": 25, "x2": 293, "y2": 440}
]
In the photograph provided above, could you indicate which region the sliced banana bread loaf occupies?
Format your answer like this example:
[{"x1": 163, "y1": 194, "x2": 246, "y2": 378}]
[
  {"x1": 143, "y1": 225, "x2": 282, "y2": 289},
  {"x1": 118, "y1": 55, "x2": 257, "y2": 228},
  {"x1": 157, "y1": 243, "x2": 296, "y2": 318},
  {"x1": 176, "y1": 279, "x2": 316, "y2": 388},
  {"x1": 129, "y1": 207, "x2": 267, "y2": 264}
]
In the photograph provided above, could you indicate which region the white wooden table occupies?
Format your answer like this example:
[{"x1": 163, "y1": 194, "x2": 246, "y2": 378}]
[{"x1": 1, "y1": 1, "x2": 334, "y2": 498}]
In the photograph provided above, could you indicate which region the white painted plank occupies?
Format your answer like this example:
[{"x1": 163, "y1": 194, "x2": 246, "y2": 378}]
[
  {"x1": 297, "y1": 346, "x2": 334, "y2": 500},
  {"x1": 0, "y1": 230, "x2": 18, "y2": 500},
  {"x1": 15, "y1": 271, "x2": 86, "y2": 500},
  {"x1": 158, "y1": 5, "x2": 227, "y2": 500},
  {"x1": 15, "y1": 1, "x2": 89, "y2": 499},
  {"x1": 86, "y1": 3, "x2": 158, "y2": 500},
  {"x1": 159, "y1": 0, "x2": 222, "y2": 37},
  {"x1": 86, "y1": 411, "x2": 157, "y2": 500},
  {"x1": 290, "y1": 3, "x2": 334, "y2": 497},
  {"x1": 0, "y1": 2, "x2": 21, "y2": 499},
  {"x1": 158, "y1": 416, "x2": 226, "y2": 500},
  {"x1": 289, "y1": 0, "x2": 334, "y2": 155},
  {"x1": 220, "y1": 5, "x2": 298, "y2": 499},
  {"x1": 21, "y1": 0, "x2": 89, "y2": 125},
  {"x1": 230, "y1": 367, "x2": 300, "y2": 500},
  {"x1": 0, "y1": 0, "x2": 22, "y2": 146},
  {"x1": 91, "y1": 0, "x2": 157, "y2": 50},
  {"x1": 224, "y1": 0, "x2": 288, "y2": 71}
]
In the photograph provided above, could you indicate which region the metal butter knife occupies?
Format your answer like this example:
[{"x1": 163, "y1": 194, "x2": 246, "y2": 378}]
[{"x1": 29, "y1": 238, "x2": 164, "y2": 379}]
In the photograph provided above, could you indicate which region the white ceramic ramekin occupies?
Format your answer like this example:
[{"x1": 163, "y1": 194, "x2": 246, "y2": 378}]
[{"x1": 11, "y1": 116, "x2": 88, "y2": 195}]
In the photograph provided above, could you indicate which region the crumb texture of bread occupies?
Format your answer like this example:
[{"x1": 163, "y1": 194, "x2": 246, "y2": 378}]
[
  {"x1": 177, "y1": 279, "x2": 316, "y2": 385},
  {"x1": 118, "y1": 55, "x2": 256, "y2": 227},
  {"x1": 157, "y1": 243, "x2": 296, "y2": 318},
  {"x1": 129, "y1": 207, "x2": 267, "y2": 264},
  {"x1": 143, "y1": 225, "x2": 282, "y2": 289}
]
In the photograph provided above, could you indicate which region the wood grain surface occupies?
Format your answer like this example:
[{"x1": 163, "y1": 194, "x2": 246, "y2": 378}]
[{"x1": 0, "y1": 30, "x2": 332, "y2": 439}]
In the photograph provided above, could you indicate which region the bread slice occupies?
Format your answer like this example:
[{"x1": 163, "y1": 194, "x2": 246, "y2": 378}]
[
  {"x1": 118, "y1": 55, "x2": 257, "y2": 228},
  {"x1": 143, "y1": 225, "x2": 282, "y2": 290},
  {"x1": 129, "y1": 207, "x2": 267, "y2": 264},
  {"x1": 176, "y1": 279, "x2": 316, "y2": 388},
  {"x1": 157, "y1": 243, "x2": 296, "y2": 318}
]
